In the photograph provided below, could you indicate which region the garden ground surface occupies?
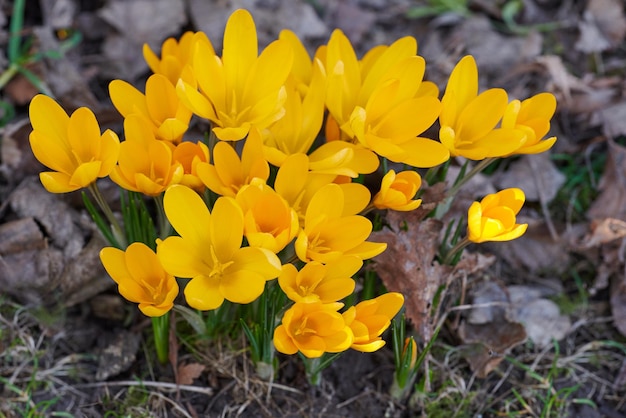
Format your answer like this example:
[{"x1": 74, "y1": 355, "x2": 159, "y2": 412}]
[{"x1": 2, "y1": 0, "x2": 626, "y2": 417}]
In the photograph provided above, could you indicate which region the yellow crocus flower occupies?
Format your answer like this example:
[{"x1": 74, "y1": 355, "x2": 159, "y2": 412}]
[
  {"x1": 100, "y1": 242, "x2": 179, "y2": 317},
  {"x1": 294, "y1": 183, "x2": 386, "y2": 263},
  {"x1": 109, "y1": 74, "x2": 192, "y2": 144},
  {"x1": 28, "y1": 94, "x2": 120, "y2": 193},
  {"x1": 502, "y1": 92, "x2": 558, "y2": 155},
  {"x1": 342, "y1": 292, "x2": 404, "y2": 352},
  {"x1": 278, "y1": 257, "x2": 361, "y2": 303},
  {"x1": 143, "y1": 31, "x2": 201, "y2": 85},
  {"x1": 467, "y1": 188, "x2": 528, "y2": 243},
  {"x1": 176, "y1": 9, "x2": 293, "y2": 141},
  {"x1": 273, "y1": 301, "x2": 353, "y2": 358},
  {"x1": 324, "y1": 30, "x2": 449, "y2": 168},
  {"x1": 157, "y1": 185, "x2": 282, "y2": 310},
  {"x1": 196, "y1": 127, "x2": 269, "y2": 197},
  {"x1": 439, "y1": 56, "x2": 526, "y2": 160},
  {"x1": 235, "y1": 179, "x2": 299, "y2": 253},
  {"x1": 373, "y1": 169, "x2": 422, "y2": 212},
  {"x1": 172, "y1": 141, "x2": 210, "y2": 193},
  {"x1": 109, "y1": 115, "x2": 183, "y2": 196}
]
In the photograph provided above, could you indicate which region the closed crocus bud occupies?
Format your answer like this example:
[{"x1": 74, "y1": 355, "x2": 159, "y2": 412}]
[
  {"x1": 467, "y1": 188, "x2": 528, "y2": 243},
  {"x1": 342, "y1": 292, "x2": 404, "y2": 352},
  {"x1": 373, "y1": 170, "x2": 422, "y2": 211}
]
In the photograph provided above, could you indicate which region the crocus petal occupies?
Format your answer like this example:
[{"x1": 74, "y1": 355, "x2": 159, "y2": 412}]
[
  {"x1": 39, "y1": 172, "x2": 79, "y2": 193},
  {"x1": 164, "y1": 185, "x2": 212, "y2": 248},
  {"x1": 273, "y1": 325, "x2": 298, "y2": 355},
  {"x1": 184, "y1": 275, "x2": 225, "y2": 310}
]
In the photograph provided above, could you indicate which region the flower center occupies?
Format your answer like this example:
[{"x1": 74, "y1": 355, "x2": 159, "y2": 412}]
[
  {"x1": 294, "y1": 317, "x2": 315, "y2": 337},
  {"x1": 208, "y1": 245, "x2": 234, "y2": 279}
]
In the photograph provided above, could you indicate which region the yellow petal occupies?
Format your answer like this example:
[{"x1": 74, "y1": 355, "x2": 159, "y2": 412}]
[
  {"x1": 444, "y1": 56, "x2": 478, "y2": 114},
  {"x1": 176, "y1": 79, "x2": 217, "y2": 120},
  {"x1": 146, "y1": 74, "x2": 179, "y2": 123},
  {"x1": 157, "y1": 236, "x2": 209, "y2": 278},
  {"x1": 29, "y1": 131, "x2": 74, "y2": 174},
  {"x1": 487, "y1": 223, "x2": 528, "y2": 242},
  {"x1": 98, "y1": 130, "x2": 121, "y2": 176},
  {"x1": 242, "y1": 39, "x2": 293, "y2": 108},
  {"x1": 230, "y1": 246, "x2": 282, "y2": 280},
  {"x1": 220, "y1": 268, "x2": 266, "y2": 304},
  {"x1": 467, "y1": 201, "x2": 483, "y2": 242},
  {"x1": 39, "y1": 172, "x2": 79, "y2": 193},
  {"x1": 515, "y1": 136, "x2": 557, "y2": 155},
  {"x1": 69, "y1": 161, "x2": 101, "y2": 188},
  {"x1": 29, "y1": 95, "x2": 70, "y2": 151},
  {"x1": 69, "y1": 108, "x2": 102, "y2": 163},
  {"x1": 456, "y1": 89, "x2": 508, "y2": 141},
  {"x1": 210, "y1": 197, "x2": 244, "y2": 260},
  {"x1": 339, "y1": 183, "x2": 371, "y2": 216},
  {"x1": 273, "y1": 325, "x2": 298, "y2": 355},
  {"x1": 223, "y1": 9, "x2": 257, "y2": 96},
  {"x1": 389, "y1": 137, "x2": 450, "y2": 168},
  {"x1": 359, "y1": 36, "x2": 417, "y2": 101},
  {"x1": 185, "y1": 275, "x2": 224, "y2": 310},
  {"x1": 109, "y1": 79, "x2": 148, "y2": 118},
  {"x1": 164, "y1": 185, "x2": 212, "y2": 248}
]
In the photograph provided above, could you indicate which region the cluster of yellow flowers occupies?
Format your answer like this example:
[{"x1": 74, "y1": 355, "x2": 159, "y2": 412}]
[{"x1": 28, "y1": 9, "x2": 556, "y2": 361}]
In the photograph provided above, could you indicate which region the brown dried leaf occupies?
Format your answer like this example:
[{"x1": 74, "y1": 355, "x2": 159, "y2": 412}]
[
  {"x1": 582, "y1": 218, "x2": 626, "y2": 248},
  {"x1": 371, "y1": 212, "x2": 449, "y2": 341},
  {"x1": 494, "y1": 153, "x2": 565, "y2": 203},
  {"x1": 576, "y1": 0, "x2": 626, "y2": 53},
  {"x1": 588, "y1": 139, "x2": 626, "y2": 220},
  {"x1": 593, "y1": 101, "x2": 626, "y2": 139},
  {"x1": 177, "y1": 363, "x2": 206, "y2": 386},
  {"x1": 484, "y1": 220, "x2": 571, "y2": 274},
  {"x1": 329, "y1": 2, "x2": 377, "y2": 46},
  {"x1": 458, "y1": 320, "x2": 526, "y2": 378},
  {"x1": 508, "y1": 286, "x2": 571, "y2": 348},
  {"x1": 98, "y1": 0, "x2": 186, "y2": 79},
  {"x1": 450, "y1": 16, "x2": 542, "y2": 77}
]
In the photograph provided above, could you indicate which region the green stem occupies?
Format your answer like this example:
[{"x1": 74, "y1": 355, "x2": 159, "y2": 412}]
[
  {"x1": 88, "y1": 183, "x2": 126, "y2": 248},
  {"x1": 152, "y1": 312, "x2": 170, "y2": 365},
  {"x1": 153, "y1": 193, "x2": 170, "y2": 239},
  {"x1": 446, "y1": 157, "x2": 496, "y2": 198},
  {"x1": 442, "y1": 237, "x2": 471, "y2": 265},
  {"x1": 0, "y1": 64, "x2": 19, "y2": 90},
  {"x1": 8, "y1": 0, "x2": 25, "y2": 63}
]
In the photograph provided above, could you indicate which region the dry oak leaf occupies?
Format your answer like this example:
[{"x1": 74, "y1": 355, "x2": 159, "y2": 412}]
[
  {"x1": 582, "y1": 218, "x2": 626, "y2": 248},
  {"x1": 372, "y1": 211, "x2": 451, "y2": 342},
  {"x1": 177, "y1": 362, "x2": 206, "y2": 386},
  {"x1": 458, "y1": 320, "x2": 527, "y2": 378}
]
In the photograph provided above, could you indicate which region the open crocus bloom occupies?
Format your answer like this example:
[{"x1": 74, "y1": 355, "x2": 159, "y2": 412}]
[
  {"x1": 157, "y1": 185, "x2": 282, "y2": 310},
  {"x1": 100, "y1": 242, "x2": 179, "y2": 317},
  {"x1": 295, "y1": 183, "x2": 386, "y2": 263},
  {"x1": 439, "y1": 56, "x2": 526, "y2": 160},
  {"x1": 278, "y1": 257, "x2": 361, "y2": 303},
  {"x1": 176, "y1": 9, "x2": 293, "y2": 141},
  {"x1": 29, "y1": 94, "x2": 120, "y2": 193},
  {"x1": 273, "y1": 301, "x2": 354, "y2": 358}
]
